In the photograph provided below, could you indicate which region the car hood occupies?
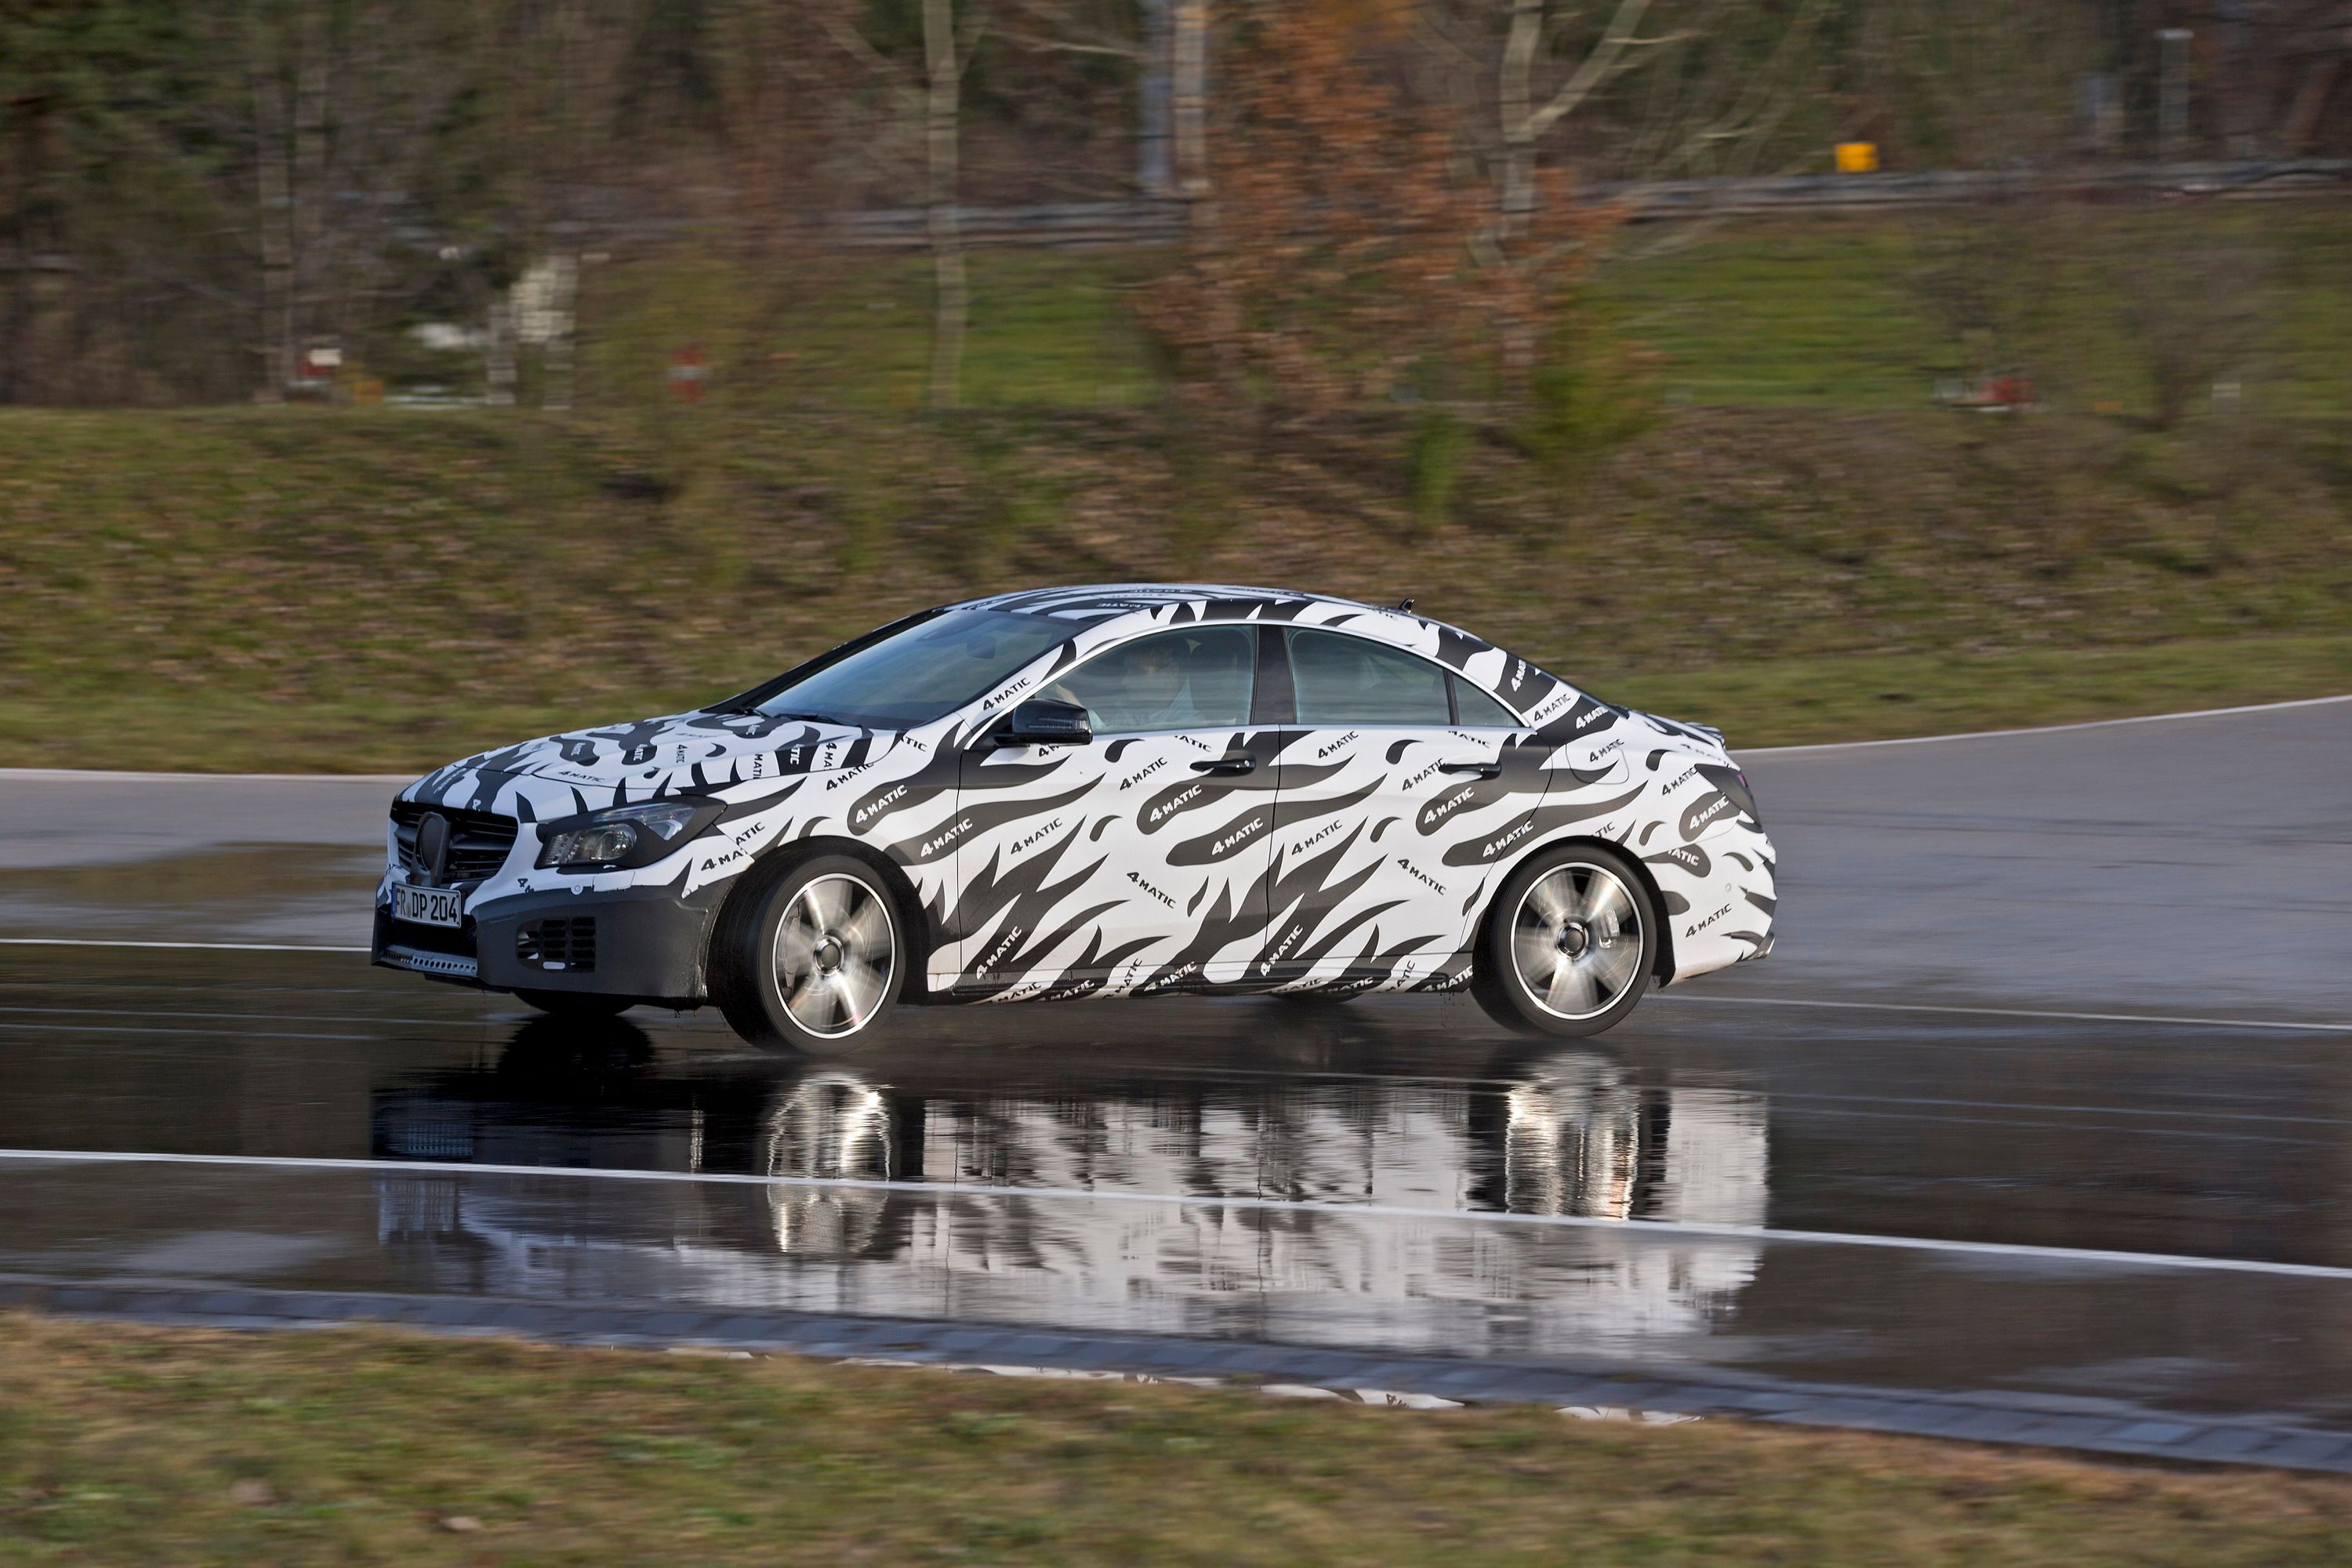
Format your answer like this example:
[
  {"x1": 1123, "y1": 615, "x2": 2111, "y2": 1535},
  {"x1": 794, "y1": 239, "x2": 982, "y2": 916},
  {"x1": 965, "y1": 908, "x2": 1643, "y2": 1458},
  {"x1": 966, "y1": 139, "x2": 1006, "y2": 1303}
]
[{"x1": 407, "y1": 709, "x2": 891, "y2": 808}]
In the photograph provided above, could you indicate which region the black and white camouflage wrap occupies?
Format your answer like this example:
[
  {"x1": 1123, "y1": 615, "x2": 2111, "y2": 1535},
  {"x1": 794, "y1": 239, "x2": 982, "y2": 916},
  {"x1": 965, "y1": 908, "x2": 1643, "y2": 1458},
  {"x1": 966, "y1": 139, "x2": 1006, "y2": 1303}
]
[{"x1": 384, "y1": 585, "x2": 1777, "y2": 999}]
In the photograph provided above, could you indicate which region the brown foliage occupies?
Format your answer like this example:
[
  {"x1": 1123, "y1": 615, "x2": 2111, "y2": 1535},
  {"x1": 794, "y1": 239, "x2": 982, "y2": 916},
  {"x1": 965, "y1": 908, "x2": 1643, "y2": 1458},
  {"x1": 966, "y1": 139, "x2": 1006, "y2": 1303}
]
[{"x1": 1140, "y1": 1, "x2": 1618, "y2": 415}]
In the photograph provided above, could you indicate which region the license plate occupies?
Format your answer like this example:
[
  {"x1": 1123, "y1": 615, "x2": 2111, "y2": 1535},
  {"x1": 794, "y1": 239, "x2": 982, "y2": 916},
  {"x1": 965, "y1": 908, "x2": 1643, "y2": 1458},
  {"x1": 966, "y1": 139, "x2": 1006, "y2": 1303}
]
[{"x1": 391, "y1": 883, "x2": 463, "y2": 928}]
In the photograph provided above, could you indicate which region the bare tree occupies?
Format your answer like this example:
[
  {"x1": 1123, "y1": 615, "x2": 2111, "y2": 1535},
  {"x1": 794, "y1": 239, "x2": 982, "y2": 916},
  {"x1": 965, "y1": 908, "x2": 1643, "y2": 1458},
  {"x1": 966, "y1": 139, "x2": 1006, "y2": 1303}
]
[
  {"x1": 924, "y1": 0, "x2": 982, "y2": 409},
  {"x1": 1172, "y1": 0, "x2": 1210, "y2": 196},
  {"x1": 1495, "y1": 0, "x2": 1652, "y2": 234}
]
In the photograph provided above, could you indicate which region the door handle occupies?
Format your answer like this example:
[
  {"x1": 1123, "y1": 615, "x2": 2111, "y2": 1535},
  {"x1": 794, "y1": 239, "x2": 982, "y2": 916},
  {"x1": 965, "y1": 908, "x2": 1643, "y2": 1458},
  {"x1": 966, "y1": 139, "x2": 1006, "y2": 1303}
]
[
  {"x1": 1438, "y1": 761, "x2": 1501, "y2": 779},
  {"x1": 1192, "y1": 756, "x2": 1256, "y2": 775}
]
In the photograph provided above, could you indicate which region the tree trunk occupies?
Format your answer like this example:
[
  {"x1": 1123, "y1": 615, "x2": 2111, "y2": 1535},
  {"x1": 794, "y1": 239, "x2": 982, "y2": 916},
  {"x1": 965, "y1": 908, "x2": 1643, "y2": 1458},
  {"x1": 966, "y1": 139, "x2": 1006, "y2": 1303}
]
[
  {"x1": 485, "y1": 289, "x2": 517, "y2": 407},
  {"x1": 924, "y1": 0, "x2": 966, "y2": 412},
  {"x1": 249, "y1": 35, "x2": 294, "y2": 402},
  {"x1": 0, "y1": 106, "x2": 49, "y2": 405},
  {"x1": 1172, "y1": 0, "x2": 1209, "y2": 198},
  {"x1": 2280, "y1": 53, "x2": 2343, "y2": 151},
  {"x1": 292, "y1": 2, "x2": 331, "y2": 368},
  {"x1": 1497, "y1": 0, "x2": 1539, "y2": 237},
  {"x1": 1138, "y1": 0, "x2": 1174, "y2": 195}
]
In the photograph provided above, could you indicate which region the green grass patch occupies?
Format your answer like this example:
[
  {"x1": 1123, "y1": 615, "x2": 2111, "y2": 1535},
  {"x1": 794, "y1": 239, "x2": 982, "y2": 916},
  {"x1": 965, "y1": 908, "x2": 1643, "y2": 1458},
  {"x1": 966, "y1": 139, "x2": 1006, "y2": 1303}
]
[
  {"x1": 2, "y1": 402, "x2": 2344, "y2": 771},
  {"x1": 4, "y1": 1313, "x2": 2350, "y2": 1565},
  {"x1": 557, "y1": 207, "x2": 2352, "y2": 419},
  {"x1": 2, "y1": 633, "x2": 2344, "y2": 773},
  {"x1": 1599, "y1": 631, "x2": 2352, "y2": 749}
]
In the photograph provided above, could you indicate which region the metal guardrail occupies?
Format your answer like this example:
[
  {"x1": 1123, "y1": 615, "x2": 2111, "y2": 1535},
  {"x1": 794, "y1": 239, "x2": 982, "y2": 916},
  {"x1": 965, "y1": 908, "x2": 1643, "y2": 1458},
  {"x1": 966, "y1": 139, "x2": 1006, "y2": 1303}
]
[
  {"x1": 822, "y1": 158, "x2": 2351, "y2": 249},
  {"x1": 832, "y1": 200, "x2": 1189, "y2": 248},
  {"x1": 1592, "y1": 158, "x2": 2352, "y2": 219}
]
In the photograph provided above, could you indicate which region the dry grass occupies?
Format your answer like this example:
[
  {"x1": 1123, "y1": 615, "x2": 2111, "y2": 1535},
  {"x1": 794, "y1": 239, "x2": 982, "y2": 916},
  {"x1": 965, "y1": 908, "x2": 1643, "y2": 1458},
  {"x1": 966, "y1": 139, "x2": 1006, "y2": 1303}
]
[
  {"x1": 4, "y1": 1312, "x2": 2352, "y2": 1566},
  {"x1": 2, "y1": 404, "x2": 2345, "y2": 771}
]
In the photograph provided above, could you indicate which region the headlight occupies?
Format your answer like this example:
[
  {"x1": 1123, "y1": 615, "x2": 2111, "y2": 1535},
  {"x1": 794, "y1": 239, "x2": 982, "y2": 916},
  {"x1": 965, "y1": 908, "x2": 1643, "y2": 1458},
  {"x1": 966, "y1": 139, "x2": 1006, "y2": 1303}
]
[{"x1": 536, "y1": 799, "x2": 720, "y2": 871}]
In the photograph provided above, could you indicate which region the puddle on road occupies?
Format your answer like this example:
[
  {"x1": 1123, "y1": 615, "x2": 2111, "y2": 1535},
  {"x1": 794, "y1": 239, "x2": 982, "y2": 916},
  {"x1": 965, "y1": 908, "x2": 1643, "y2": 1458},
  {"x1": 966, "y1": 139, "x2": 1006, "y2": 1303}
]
[{"x1": 0, "y1": 843, "x2": 378, "y2": 945}]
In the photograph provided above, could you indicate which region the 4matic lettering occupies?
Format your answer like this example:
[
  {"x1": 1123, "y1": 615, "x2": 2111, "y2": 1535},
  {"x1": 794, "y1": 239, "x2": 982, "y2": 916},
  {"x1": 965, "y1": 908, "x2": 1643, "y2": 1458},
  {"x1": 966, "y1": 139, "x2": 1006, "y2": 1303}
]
[
  {"x1": 1008, "y1": 817, "x2": 1064, "y2": 857},
  {"x1": 1149, "y1": 784, "x2": 1203, "y2": 824},
  {"x1": 921, "y1": 818, "x2": 975, "y2": 858},
  {"x1": 853, "y1": 785, "x2": 907, "y2": 826},
  {"x1": 1125, "y1": 869, "x2": 1178, "y2": 909},
  {"x1": 1120, "y1": 756, "x2": 1170, "y2": 791},
  {"x1": 1212, "y1": 816, "x2": 1265, "y2": 857},
  {"x1": 980, "y1": 924, "x2": 1025, "y2": 973},
  {"x1": 1685, "y1": 902, "x2": 1733, "y2": 938}
]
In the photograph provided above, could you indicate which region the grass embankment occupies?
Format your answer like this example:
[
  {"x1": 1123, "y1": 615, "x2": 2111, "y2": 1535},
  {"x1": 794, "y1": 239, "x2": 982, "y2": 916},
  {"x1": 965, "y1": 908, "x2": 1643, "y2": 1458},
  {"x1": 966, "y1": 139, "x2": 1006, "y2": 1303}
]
[
  {"x1": 580, "y1": 206, "x2": 2352, "y2": 417},
  {"x1": 2, "y1": 401, "x2": 2345, "y2": 771},
  {"x1": 4, "y1": 1315, "x2": 2350, "y2": 1565},
  {"x1": 6, "y1": 209, "x2": 2349, "y2": 770}
]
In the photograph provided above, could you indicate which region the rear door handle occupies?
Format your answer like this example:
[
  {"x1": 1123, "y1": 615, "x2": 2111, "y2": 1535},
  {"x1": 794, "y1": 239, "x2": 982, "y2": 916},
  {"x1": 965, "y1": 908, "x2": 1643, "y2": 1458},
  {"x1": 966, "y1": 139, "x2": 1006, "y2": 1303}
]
[
  {"x1": 1438, "y1": 761, "x2": 1501, "y2": 779},
  {"x1": 1192, "y1": 756, "x2": 1256, "y2": 775}
]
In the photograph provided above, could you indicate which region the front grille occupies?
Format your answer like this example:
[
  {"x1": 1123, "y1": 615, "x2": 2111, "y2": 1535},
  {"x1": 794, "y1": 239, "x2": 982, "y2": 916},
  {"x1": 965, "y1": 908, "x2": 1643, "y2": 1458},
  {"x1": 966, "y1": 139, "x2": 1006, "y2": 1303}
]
[
  {"x1": 386, "y1": 915, "x2": 476, "y2": 957},
  {"x1": 392, "y1": 802, "x2": 520, "y2": 884},
  {"x1": 517, "y1": 916, "x2": 597, "y2": 972}
]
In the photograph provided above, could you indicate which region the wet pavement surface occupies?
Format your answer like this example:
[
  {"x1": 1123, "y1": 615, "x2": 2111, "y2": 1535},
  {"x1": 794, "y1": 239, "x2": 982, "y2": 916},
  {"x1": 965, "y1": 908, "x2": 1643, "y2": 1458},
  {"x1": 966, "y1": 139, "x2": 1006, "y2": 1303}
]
[
  {"x1": 8, "y1": 943, "x2": 2352, "y2": 1436},
  {"x1": 2, "y1": 699, "x2": 2349, "y2": 1461}
]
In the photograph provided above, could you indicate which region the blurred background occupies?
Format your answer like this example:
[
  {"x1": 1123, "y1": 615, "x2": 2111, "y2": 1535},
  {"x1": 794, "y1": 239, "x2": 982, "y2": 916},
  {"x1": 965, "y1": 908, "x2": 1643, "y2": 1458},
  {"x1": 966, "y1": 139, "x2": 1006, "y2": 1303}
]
[{"x1": 2, "y1": 0, "x2": 2348, "y2": 770}]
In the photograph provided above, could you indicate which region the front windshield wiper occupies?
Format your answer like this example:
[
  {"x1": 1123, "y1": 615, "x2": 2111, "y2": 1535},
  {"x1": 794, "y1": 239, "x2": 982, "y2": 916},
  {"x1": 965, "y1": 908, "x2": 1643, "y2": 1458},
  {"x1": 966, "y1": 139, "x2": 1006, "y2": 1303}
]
[{"x1": 710, "y1": 707, "x2": 844, "y2": 726}]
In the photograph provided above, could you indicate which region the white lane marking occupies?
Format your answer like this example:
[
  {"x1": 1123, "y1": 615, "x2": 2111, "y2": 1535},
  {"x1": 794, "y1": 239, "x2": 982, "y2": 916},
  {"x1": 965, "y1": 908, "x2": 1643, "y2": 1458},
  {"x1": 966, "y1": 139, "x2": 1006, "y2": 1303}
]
[
  {"x1": 0, "y1": 938, "x2": 368, "y2": 953},
  {"x1": 10, "y1": 1147, "x2": 2352, "y2": 1283},
  {"x1": 0, "y1": 768, "x2": 411, "y2": 783},
  {"x1": 0, "y1": 1022, "x2": 374, "y2": 1042},
  {"x1": 1657, "y1": 992, "x2": 2352, "y2": 1034},
  {"x1": 1769, "y1": 1090, "x2": 2352, "y2": 1129},
  {"x1": 1744, "y1": 691, "x2": 2352, "y2": 755},
  {"x1": 0, "y1": 1011, "x2": 673, "y2": 1034}
]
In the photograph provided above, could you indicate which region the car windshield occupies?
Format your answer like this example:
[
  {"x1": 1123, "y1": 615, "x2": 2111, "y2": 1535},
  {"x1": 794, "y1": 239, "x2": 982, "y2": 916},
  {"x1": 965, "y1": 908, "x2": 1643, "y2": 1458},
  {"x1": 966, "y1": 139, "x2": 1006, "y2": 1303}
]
[{"x1": 750, "y1": 609, "x2": 1071, "y2": 729}]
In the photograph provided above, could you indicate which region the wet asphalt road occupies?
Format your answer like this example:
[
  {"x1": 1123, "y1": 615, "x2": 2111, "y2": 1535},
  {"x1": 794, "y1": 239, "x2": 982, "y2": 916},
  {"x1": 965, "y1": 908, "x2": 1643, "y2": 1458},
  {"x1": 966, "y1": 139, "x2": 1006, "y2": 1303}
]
[{"x1": 2, "y1": 697, "x2": 2349, "y2": 1435}]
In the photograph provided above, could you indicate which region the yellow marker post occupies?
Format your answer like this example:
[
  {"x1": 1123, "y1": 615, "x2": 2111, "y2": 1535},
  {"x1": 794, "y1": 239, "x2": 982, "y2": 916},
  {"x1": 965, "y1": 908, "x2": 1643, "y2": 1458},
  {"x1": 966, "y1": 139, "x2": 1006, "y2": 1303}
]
[{"x1": 1835, "y1": 141, "x2": 1879, "y2": 173}]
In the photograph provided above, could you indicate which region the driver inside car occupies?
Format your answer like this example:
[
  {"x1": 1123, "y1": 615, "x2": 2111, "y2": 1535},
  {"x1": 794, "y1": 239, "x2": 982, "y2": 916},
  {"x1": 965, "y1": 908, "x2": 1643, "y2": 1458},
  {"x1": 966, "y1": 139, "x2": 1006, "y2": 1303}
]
[{"x1": 1050, "y1": 636, "x2": 1216, "y2": 733}]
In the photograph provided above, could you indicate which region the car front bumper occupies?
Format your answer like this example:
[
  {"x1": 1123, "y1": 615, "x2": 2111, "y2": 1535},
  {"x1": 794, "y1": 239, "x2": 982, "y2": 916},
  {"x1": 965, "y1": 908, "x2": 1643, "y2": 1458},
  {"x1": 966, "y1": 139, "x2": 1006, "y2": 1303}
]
[{"x1": 372, "y1": 880, "x2": 724, "y2": 1007}]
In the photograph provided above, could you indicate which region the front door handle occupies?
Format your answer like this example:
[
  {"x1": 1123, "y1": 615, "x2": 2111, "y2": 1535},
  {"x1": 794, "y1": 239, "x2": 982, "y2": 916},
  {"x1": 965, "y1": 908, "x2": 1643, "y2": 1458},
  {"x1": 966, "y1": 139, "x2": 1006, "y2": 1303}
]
[
  {"x1": 1192, "y1": 756, "x2": 1256, "y2": 775},
  {"x1": 1438, "y1": 760, "x2": 1501, "y2": 779}
]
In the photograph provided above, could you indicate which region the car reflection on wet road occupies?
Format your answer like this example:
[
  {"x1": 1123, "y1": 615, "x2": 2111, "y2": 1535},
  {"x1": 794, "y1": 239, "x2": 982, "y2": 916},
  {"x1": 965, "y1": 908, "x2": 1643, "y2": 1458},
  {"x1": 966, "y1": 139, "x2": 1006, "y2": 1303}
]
[
  {"x1": 9, "y1": 942, "x2": 2352, "y2": 1432},
  {"x1": 364, "y1": 1011, "x2": 1767, "y2": 1355}
]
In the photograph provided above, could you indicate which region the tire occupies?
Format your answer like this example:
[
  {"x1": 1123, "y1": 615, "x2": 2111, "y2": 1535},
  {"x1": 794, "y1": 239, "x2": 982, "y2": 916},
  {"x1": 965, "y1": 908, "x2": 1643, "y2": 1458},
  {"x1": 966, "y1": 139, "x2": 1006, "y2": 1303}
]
[
  {"x1": 710, "y1": 852, "x2": 906, "y2": 1055},
  {"x1": 1471, "y1": 843, "x2": 1657, "y2": 1038},
  {"x1": 514, "y1": 989, "x2": 635, "y2": 1018}
]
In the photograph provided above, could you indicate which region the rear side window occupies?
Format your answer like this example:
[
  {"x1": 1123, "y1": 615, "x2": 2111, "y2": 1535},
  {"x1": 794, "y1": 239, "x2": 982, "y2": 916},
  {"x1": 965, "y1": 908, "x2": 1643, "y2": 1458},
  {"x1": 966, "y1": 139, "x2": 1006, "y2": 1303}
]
[
  {"x1": 1451, "y1": 678, "x2": 1521, "y2": 728},
  {"x1": 1287, "y1": 630, "x2": 1452, "y2": 726}
]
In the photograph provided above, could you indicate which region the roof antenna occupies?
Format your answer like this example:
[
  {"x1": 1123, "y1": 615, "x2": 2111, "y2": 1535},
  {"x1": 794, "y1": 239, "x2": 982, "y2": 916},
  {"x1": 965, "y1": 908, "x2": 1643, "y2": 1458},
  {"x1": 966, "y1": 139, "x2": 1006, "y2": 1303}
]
[{"x1": 1396, "y1": 597, "x2": 1414, "y2": 613}]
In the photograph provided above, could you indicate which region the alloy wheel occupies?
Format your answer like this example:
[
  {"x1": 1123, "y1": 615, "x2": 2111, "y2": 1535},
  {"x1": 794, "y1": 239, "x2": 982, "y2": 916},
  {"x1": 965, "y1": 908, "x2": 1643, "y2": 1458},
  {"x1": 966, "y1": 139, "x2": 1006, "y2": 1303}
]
[
  {"x1": 1509, "y1": 862, "x2": 1645, "y2": 1021},
  {"x1": 771, "y1": 873, "x2": 895, "y2": 1039}
]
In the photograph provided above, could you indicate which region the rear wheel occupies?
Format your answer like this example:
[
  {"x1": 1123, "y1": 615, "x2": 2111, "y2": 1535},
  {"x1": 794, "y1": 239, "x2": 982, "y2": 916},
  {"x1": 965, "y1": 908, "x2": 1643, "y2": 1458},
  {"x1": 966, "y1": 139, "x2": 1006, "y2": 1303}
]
[
  {"x1": 1472, "y1": 844, "x2": 1656, "y2": 1038},
  {"x1": 710, "y1": 854, "x2": 906, "y2": 1055}
]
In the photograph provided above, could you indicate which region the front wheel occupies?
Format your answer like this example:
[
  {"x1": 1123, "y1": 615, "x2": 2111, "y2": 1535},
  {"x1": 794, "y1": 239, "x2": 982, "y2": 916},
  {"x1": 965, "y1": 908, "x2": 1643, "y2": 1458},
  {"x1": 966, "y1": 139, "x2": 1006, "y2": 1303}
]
[
  {"x1": 1471, "y1": 844, "x2": 1657, "y2": 1038},
  {"x1": 710, "y1": 854, "x2": 906, "y2": 1055}
]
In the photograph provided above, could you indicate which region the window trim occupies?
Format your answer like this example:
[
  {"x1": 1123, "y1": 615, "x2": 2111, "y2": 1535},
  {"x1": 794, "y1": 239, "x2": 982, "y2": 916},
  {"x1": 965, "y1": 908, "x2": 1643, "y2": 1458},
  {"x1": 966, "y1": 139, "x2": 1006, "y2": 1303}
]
[
  {"x1": 1037, "y1": 622, "x2": 1265, "y2": 738},
  {"x1": 1278, "y1": 626, "x2": 1529, "y2": 731}
]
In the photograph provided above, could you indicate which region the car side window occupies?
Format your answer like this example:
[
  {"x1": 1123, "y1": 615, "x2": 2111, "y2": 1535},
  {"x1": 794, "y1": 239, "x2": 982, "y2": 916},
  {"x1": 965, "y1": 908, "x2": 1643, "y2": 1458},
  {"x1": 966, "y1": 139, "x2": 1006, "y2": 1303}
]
[
  {"x1": 1044, "y1": 626, "x2": 1257, "y2": 735},
  {"x1": 1450, "y1": 677, "x2": 1522, "y2": 728},
  {"x1": 1287, "y1": 630, "x2": 1452, "y2": 726}
]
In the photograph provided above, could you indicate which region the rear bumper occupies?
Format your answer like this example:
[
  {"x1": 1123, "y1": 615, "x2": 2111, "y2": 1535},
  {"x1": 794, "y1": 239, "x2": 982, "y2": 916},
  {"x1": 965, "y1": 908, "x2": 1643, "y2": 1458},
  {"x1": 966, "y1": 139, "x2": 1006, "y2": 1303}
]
[{"x1": 372, "y1": 880, "x2": 724, "y2": 1007}]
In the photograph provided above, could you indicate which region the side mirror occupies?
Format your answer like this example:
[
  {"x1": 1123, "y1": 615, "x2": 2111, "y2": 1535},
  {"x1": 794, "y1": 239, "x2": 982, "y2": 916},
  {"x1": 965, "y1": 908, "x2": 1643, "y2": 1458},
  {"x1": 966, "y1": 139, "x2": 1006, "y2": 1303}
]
[{"x1": 996, "y1": 697, "x2": 1093, "y2": 747}]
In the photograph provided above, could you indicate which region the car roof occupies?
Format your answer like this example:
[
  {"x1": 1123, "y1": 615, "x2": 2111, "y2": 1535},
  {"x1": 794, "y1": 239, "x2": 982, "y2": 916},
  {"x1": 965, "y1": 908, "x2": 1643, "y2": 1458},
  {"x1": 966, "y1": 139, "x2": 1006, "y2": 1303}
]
[{"x1": 957, "y1": 583, "x2": 1375, "y2": 623}]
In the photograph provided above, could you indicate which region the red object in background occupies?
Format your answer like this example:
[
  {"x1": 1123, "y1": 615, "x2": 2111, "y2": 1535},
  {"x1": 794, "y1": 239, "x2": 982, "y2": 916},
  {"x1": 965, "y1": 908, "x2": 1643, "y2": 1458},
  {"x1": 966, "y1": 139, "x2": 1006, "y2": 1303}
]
[
  {"x1": 667, "y1": 344, "x2": 708, "y2": 404},
  {"x1": 1983, "y1": 372, "x2": 2034, "y2": 407}
]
